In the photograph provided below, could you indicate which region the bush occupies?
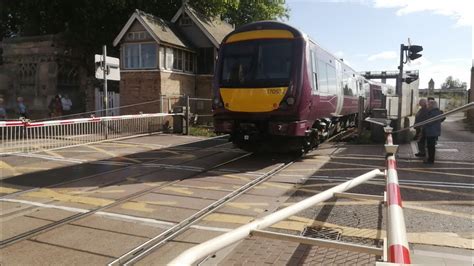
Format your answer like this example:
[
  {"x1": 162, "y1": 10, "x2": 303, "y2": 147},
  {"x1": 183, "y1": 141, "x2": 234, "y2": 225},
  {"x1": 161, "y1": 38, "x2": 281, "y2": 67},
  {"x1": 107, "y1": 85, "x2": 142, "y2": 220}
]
[{"x1": 189, "y1": 126, "x2": 217, "y2": 137}]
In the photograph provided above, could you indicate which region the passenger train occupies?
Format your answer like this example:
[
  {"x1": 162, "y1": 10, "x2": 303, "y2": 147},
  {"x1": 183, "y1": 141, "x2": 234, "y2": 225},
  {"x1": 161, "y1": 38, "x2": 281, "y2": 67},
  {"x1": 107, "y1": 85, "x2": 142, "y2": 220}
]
[{"x1": 212, "y1": 21, "x2": 391, "y2": 152}]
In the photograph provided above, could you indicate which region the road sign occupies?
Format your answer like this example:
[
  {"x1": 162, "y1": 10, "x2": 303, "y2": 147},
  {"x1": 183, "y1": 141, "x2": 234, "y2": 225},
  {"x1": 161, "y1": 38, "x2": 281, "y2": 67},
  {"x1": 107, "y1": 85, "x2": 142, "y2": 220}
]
[{"x1": 95, "y1": 54, "x2": 120, "y2": 81}]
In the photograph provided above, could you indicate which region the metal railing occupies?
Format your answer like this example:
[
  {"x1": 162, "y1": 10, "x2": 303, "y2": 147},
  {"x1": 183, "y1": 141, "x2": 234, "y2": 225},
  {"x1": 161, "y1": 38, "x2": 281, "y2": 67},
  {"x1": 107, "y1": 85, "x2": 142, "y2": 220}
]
[
  {"x1": 168, "y1": 169, "x2": 386, "y2": 265},
  {"x1": 0, "y1": 113, "x2": 170, "y2": 155}
]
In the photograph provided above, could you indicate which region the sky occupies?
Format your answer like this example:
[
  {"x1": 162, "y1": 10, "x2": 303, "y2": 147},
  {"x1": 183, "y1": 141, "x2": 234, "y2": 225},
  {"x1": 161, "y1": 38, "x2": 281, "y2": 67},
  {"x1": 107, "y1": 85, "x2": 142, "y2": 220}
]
[{"x1": 285, "y1": 0, "x2": 473, "y2": 88}]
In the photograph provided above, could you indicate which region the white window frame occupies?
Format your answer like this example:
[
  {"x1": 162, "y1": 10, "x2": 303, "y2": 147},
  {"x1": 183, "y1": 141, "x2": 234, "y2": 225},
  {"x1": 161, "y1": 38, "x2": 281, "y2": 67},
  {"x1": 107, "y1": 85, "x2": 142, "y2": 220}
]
[{"x1": 123, "y1": 42, "x2": 157, "y2": 69}]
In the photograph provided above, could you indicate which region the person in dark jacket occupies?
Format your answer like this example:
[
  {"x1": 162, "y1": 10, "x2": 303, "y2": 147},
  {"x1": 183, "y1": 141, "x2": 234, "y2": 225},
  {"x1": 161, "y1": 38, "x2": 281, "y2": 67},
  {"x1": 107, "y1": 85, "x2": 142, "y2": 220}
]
[
  {"x1": 414, "y1": 99, "x2": 429, "y2": 157},
  {"x1": 423, "y1": 100, "x2": 444, "y2": 164},
  {"x1": 49, "y1": 95, "x2": 63, "y2": 118}
]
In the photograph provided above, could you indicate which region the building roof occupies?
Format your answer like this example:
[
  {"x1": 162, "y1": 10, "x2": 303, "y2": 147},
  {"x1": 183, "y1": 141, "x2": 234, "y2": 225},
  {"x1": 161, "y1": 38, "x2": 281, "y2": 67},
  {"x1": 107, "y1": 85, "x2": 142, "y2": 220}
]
[
  {"x1": 171, "y1": 5, "x2": 234, "y2": 47},
  {"x1": 113, "y1": 10, "x2": 193, "y2": 50}
]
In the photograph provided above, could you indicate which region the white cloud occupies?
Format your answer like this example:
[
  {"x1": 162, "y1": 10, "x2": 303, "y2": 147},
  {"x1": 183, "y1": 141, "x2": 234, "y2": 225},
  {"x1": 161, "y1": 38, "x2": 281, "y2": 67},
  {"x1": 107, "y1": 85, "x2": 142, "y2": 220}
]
[
  {"x1": 334, "y1": 51, "x2": 345, "y2": 58},
  {"x1": 373, "y1": 0, "x2": 474, "y2": 27},
  {"x1": 367, "y1": 51, "x2": 398, "y2": 61}
]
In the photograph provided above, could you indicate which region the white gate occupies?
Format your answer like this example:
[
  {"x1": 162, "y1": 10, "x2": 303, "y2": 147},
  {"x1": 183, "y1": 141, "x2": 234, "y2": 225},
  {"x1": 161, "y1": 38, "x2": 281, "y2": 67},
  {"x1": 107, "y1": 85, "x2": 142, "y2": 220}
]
[{"x1": 95, "y1": 88, "x2": 120, "y2": 116}]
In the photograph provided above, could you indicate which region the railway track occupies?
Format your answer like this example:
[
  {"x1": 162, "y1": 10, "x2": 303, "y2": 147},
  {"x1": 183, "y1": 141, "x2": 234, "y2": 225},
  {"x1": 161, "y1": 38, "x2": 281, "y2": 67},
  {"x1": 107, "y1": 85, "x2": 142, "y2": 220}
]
[
  {"x1": 0, "y1": 135, "x2": 234, "y2": 200},
  {"x1": 0, "y1": 136, "x2": 252, "y2": 248},
  {"x1": 108, "y1": 158, "x2": 296, "y2": 265},
  {"x1": 1, "y1": 130, "x2": 350, "y2": 263}
]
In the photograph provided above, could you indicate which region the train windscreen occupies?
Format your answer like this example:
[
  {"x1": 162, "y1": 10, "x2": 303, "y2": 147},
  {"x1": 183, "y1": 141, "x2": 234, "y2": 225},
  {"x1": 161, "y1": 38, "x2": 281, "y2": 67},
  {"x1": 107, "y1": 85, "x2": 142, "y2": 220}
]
[{"x1": 220, "y1": 39, "x2": 293, "y2": 88}]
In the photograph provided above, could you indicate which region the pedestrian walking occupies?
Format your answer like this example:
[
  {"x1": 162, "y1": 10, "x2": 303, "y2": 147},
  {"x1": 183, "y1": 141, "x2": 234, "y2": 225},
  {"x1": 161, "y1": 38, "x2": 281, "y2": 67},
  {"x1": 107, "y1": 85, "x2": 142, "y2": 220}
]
[
  {"x1": 414, "y1": 98, "x2": 429, "y2": 157},
  {"x1": 17, "y1": 97, "x2": 28, "y2": 118},
  {"x1": 423, "y1": 100, "x2": 444, "y2": 164},
  {"x1": 61, "y1": 94, "x2": 73, "y2": 115},
  {"x1": 48, "y1": 95, "x2": 63, "y2": 118}
]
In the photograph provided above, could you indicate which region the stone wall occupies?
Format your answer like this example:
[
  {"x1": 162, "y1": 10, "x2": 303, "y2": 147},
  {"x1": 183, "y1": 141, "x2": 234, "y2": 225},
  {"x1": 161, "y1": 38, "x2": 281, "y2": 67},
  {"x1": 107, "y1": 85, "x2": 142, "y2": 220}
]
[{"x1": 1, "y1": 34, "x2": 88, "y2": 119}]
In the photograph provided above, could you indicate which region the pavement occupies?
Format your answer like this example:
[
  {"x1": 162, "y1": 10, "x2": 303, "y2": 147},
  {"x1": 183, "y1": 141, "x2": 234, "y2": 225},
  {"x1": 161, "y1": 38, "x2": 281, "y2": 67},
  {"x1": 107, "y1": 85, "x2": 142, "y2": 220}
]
[{"x1": 211, "y1": 115, "x2": 473, "y2": 265}]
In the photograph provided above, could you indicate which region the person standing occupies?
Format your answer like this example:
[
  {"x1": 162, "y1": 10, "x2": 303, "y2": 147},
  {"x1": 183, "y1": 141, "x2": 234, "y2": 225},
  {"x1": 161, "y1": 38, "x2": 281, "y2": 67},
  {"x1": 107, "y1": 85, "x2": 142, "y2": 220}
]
[
  {"x1": 414, "y1": 99, "x2": 429, "y2": 157},
  {"x1": 61, "y1": 94, "x2": 73, "y2": 115},
  {"x1": 0, "y1": 98, "x2": 7, "y2": 120},
  {"x1": 17, "y1": 97, "x2": 28, "y2": 118},
  {"x1": 48, "y1": 95, "x2": 63, "y2": 118},
  {"x1": 423, "y1": 100, "x2": 444, "y2": 164}
]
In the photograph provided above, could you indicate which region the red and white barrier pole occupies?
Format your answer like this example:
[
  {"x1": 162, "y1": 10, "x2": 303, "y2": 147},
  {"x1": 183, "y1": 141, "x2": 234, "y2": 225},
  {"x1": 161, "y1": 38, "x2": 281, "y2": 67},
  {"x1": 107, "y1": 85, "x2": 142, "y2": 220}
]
[{"x1": 384, "y1": 126, "x2": 411, "y2": 264}]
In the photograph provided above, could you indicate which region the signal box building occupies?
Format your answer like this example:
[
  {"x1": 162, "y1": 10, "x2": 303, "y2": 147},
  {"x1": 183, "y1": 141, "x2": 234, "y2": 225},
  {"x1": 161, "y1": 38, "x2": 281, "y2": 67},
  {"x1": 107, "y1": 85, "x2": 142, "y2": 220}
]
[{"x1": 113, "y1": 6, "x2": 233, "y2": 114}]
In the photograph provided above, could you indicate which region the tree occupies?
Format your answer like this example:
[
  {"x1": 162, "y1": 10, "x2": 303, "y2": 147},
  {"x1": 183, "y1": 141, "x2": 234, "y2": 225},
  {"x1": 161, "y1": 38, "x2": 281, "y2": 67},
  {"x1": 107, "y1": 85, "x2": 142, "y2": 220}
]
[
  {"x1": 0, "y1": 0, "x2": 290, "y2": 60},
  {"x1": 441, "y1": 76, "x2": 467, "y2": 89},
  {"x1": 191, "y1": 0, "x2": 289, "y2": 27}
]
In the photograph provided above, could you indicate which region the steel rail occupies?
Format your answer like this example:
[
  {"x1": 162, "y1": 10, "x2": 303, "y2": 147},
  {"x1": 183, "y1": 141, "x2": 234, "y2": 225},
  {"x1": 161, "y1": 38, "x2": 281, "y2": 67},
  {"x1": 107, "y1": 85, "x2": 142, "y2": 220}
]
[
  {"x1": 0, "y1": 139, "x2": 249, "y2": 248},
  {"x1": 0, "y1": 135, "x2": 229, "y2": 200},
  {"x1": 109, "y1": 158, "x2": 297, "y2": 266},
  {"x1": 169, "y1": 169, "x2": 384, "y2": 266}
]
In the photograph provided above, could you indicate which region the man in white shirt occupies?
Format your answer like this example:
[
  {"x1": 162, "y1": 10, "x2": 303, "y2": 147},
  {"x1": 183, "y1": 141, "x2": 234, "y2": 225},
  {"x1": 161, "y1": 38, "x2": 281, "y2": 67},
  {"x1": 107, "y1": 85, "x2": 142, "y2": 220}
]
[{"x1": 61, "y1": 94, "x2": 73, "y2": 115}]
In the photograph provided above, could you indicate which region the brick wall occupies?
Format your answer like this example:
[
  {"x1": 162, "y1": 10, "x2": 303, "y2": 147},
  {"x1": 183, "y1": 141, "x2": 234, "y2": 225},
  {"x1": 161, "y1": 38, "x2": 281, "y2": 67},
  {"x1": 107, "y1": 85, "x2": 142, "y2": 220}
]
[
  {"x1": 120, "y1": 71, "x2": 162, "y2": 114},
  {"x1": 160, "y1": 71, "x2": 195, "y2": 96},
  {"x1": 120, "y1": 70, "x2": 197, "y2": 114},
  {"x1": 196, "y1": 75, "x2": 213, "y2": 99}
]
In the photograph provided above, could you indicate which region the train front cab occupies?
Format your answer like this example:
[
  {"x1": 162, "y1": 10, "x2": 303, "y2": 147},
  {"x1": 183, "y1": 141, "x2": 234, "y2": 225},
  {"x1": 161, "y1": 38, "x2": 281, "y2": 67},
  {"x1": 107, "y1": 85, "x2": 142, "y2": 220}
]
[{"x1": 212, "y1": 22, "x2": 310, "y2": 151}]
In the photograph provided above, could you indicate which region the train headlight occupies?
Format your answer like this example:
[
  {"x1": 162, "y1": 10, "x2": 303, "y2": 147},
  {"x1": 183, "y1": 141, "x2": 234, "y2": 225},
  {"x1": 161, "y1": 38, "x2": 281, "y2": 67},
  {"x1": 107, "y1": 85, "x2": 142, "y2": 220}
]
[
  {"x1": 286, "y1": 97, "x2": 295, "y2": 105},
  {"x1": 213, "y1": 97, "x2": 224, "y2": 108}
]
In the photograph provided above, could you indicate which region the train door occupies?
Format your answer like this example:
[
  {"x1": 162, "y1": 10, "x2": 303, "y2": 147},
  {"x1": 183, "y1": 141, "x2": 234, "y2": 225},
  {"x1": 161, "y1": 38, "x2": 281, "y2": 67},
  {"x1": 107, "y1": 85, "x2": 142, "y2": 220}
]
[{"x1": 309, "y1": 47, "x2": 320, "y2": 119}]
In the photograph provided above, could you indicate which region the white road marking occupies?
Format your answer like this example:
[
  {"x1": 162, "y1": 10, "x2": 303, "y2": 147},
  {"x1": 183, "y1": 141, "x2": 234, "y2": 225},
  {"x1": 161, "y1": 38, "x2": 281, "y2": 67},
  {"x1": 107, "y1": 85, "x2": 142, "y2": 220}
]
[
  {"x1": 437, "y1": 149, "x2": 459, "y2": 152},
  {"x1": 1, "y1": 198, "x2": 88, "y2": 213},
  {"x1": 0, "y1": 198, "x2": 232, "y2": 233}
]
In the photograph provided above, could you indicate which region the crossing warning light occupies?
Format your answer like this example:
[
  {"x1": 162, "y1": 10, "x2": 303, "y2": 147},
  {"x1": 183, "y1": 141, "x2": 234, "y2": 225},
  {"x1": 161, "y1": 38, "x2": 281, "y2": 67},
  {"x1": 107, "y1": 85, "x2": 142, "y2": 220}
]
[{"x1": 408, "y1": 45, "x2": 423, "y2": 61}]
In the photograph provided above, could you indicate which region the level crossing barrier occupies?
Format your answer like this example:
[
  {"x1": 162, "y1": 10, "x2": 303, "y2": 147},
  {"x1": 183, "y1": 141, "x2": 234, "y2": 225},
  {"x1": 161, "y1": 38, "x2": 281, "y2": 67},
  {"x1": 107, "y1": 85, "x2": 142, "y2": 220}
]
[
  {"x1": 169, "y1": 142, "x2": 405, "y2": 265},
  {"x1": 169, "y1": 103, "x2": 474, "y2": 265},
  {"x1": 0, "y1": 113, "x2": 170, "y2": 155},
  {"x1": 383, "y1": 126, "x2": 410, "y2": 264}
]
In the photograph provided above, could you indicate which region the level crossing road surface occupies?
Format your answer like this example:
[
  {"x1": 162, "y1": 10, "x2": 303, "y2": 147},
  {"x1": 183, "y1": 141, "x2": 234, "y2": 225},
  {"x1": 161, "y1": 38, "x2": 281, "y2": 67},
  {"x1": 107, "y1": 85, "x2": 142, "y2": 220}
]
[{"x1": 0, "y1": 117, "x2": 472, "y2": 265}]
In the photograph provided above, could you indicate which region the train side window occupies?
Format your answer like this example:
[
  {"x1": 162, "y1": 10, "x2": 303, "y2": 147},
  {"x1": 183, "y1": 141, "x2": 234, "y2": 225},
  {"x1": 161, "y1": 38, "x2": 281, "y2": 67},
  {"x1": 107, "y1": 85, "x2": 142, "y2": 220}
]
[
  {"x1": 310, "y1": 50, "x2": 318, "y2": 92},
  {"x1": 326, "y1": 64, "x2": 337, "y2": 94},
  {"x1": 317, "y1": 60, "x2": 328, "y2": 93},
  {"x1": 373, "y1": 89, "x2": 382, "y2": 99}
]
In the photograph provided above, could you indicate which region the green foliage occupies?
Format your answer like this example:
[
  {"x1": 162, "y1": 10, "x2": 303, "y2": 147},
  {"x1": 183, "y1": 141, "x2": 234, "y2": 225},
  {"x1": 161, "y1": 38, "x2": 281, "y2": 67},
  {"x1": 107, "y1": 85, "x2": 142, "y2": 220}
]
[
  {"x1": 348, "y1": 130, "x2": 372, "y2": 144},
  {"x1": 189, "y1": 126, "x2": 217, "y2": 137},
  {"x1": 1, "y1": 0, "x2": 288, "y2": 74},
  {"x1": 1, "y1": 0, "x2": 289, "y2": 50}
]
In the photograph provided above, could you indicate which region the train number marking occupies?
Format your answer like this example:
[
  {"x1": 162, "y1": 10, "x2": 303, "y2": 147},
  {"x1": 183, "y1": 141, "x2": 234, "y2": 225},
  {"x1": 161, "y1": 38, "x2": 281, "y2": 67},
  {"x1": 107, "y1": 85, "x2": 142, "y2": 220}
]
[{"x1": 267, "y1": 88, "x2": 283, "y2": 95}]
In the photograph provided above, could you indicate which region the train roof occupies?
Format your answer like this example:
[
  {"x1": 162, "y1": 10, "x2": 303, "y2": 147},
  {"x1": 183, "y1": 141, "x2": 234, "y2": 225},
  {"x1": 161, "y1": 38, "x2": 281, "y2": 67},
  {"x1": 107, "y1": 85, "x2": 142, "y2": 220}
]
[{"x1": 223, "y1": 21, "x2": 372, "y2": 81}]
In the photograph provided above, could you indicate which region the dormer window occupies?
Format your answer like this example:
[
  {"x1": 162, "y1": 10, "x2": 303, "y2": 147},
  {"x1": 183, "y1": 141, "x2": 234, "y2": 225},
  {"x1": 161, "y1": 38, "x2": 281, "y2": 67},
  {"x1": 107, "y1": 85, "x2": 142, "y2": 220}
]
[
  {"x1": 126, "y1": 31, "x2": 150, "y2": 41},
  {"x1": 180, "y1": 13, "x2": 192, "y2": 26}
]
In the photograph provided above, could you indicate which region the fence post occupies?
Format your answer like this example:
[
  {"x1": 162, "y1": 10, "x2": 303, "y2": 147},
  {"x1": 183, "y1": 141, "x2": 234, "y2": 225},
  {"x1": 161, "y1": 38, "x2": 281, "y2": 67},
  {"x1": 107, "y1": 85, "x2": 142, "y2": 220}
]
[{"x1": 185, "y1": 95, "x2": 190, "y2": 135}]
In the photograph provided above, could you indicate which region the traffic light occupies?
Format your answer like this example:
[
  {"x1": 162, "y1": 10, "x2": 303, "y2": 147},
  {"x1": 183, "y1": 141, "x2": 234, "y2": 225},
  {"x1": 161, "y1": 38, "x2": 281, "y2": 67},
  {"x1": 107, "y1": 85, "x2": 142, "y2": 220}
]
[{"x1": 408, "y1": 45, "x2": 423, "y2": 61}]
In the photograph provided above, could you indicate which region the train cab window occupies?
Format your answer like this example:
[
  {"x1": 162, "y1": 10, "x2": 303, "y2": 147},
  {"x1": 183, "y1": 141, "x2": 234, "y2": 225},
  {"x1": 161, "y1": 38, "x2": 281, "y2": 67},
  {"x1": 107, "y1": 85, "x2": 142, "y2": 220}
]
[{"x1": 220, "y1": 39, "x2": 293, "y2": 87}]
